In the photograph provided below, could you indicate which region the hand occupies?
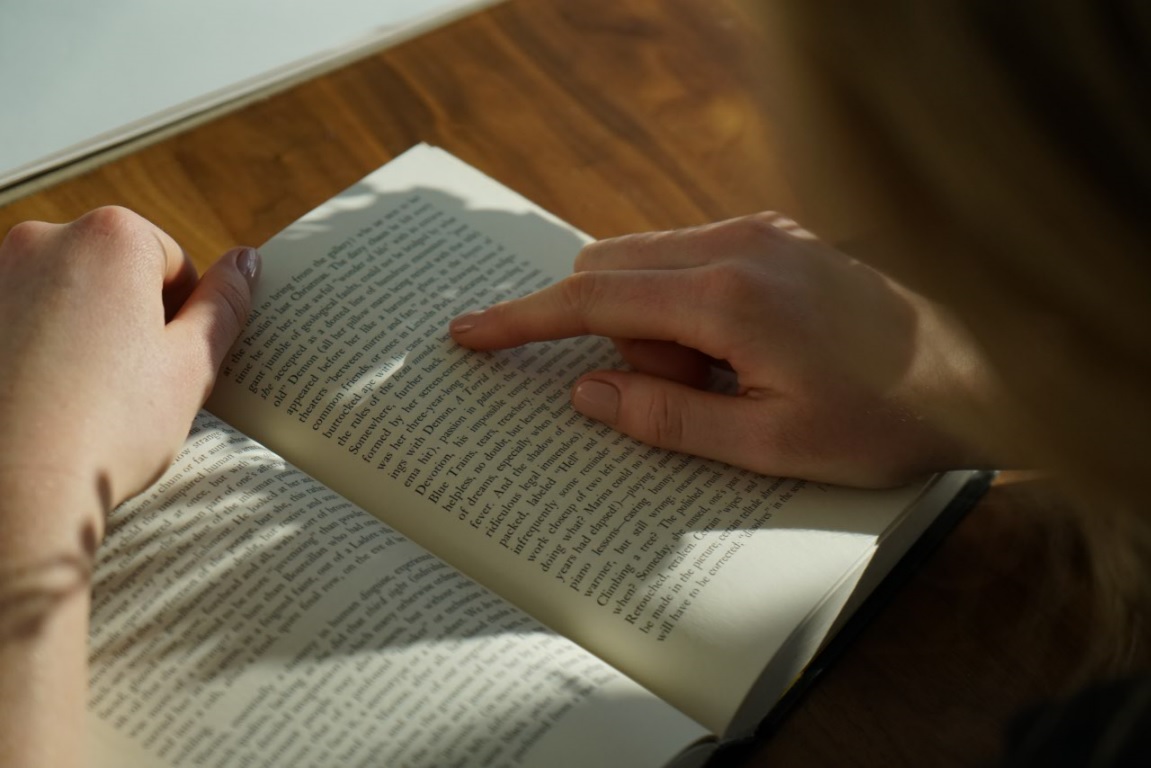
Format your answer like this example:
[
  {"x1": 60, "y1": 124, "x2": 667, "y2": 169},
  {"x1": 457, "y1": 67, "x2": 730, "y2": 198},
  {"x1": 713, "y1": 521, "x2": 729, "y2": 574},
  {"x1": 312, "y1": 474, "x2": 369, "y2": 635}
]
[
  {"x1": 0, "y1": 206, "x2": 258, "y2": 543},
  {"x1": 0, "y1": 207, "x2": 257, "y2": 768},
  {"x1": 451, "y1": 213, "x2": 991, "y2": 487}
]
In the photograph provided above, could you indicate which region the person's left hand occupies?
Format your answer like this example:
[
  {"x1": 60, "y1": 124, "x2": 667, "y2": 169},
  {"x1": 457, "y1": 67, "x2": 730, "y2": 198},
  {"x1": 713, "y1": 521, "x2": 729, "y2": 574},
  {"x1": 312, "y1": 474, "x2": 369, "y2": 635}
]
[
  {"x1": 0, "y1": 206, "x2": 258, "y2": 541},
  {"x1": 0, "y1": 206, "x2": 259, "y2": 768}
]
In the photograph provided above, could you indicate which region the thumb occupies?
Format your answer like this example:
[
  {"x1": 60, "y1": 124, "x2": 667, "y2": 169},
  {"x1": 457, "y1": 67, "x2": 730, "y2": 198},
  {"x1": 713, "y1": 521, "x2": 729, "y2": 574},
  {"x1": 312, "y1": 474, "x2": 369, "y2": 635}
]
[
  {"x1": 571, "y1": 371, "x2": 781, "y2": 473},
  {"x1": 167, "y1": 246, "x2": 260, "y2": 401}
]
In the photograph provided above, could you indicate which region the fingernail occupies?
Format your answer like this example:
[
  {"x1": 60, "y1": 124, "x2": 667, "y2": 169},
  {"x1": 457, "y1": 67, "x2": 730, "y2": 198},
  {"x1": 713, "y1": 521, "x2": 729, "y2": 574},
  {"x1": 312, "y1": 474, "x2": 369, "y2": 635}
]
[
  {"x1": 450, "y1": 310, "x2": 485, "y2": 334},
  {"x1": 235, "y1": 247, "x2": 260, "y2": 282},
  {"x1": 573, "y1": 379, "x2": 620, "y2": 424}
]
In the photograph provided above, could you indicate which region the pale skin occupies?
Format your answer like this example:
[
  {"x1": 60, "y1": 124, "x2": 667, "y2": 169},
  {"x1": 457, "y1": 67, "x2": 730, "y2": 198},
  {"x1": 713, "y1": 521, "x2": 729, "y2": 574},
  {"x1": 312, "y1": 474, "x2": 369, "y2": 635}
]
[
  {"x1": 0, "y1": 207, "x2": 256, "y2": 768},
  {"x1": 0, "y1": 208, "x2": 988, "y2": 766},
  {"x1": 451, "y1": 212, "x2": 993, "y2": 487}
]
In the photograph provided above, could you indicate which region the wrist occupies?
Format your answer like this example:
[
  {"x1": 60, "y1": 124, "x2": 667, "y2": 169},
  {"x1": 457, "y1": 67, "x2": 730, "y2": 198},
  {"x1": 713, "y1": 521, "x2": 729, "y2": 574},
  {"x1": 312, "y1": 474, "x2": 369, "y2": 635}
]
[
  {"x1": 0, "y1": 466, "x2": 97, "y2": 768},
  {"x1": 897, "y1": 290, "x2": 1013, "y2": 468},
  {"x1": 0, "y1": 464, "x2": 107, "y2": 563}
]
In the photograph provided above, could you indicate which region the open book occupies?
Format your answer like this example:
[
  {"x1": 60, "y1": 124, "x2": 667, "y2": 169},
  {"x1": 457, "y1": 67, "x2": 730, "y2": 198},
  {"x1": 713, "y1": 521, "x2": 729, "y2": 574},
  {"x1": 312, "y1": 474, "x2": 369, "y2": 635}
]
[{"x1": 89, "y1": 144, "x2": 987, "y2": 767}]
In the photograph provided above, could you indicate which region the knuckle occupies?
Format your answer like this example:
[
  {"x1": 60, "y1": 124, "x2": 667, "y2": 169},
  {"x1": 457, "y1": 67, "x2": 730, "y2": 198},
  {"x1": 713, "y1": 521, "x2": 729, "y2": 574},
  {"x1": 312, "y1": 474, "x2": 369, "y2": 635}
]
[
  {"x1": 573, "y1": 240, "x2": 605, "y2": 272},
  {"x1": 730, "y1": 212, "x2": 789, "y2": 249},
  {"x1": 561, "y1": 270, "x2": 607, "y2": 314},
  {"x1": 574, "y1": 231, "x2": 659, "y2": 272},
  {"x1": 72, "y1": 205, "x2": 146, "y2": 239},
  {"x1": 214, "y1": 277, "x2": 251, "y2": 334},
  {"x1": 642, "y1": 390, "x2": 687, "y2": 450},
  {"x1": 2, "y1": 220, "x2": 51, "y2": 251},
  {"x1": 699, "y1": 259, "x2": 757, "y2": 304}
]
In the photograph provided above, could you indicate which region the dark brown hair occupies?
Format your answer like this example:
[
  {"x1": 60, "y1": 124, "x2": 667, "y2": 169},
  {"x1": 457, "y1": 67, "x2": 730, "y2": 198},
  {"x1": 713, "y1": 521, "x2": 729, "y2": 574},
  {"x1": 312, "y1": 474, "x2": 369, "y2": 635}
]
[{"x1": 762, "y1": 0, "x2": 1151, "y2": 670}]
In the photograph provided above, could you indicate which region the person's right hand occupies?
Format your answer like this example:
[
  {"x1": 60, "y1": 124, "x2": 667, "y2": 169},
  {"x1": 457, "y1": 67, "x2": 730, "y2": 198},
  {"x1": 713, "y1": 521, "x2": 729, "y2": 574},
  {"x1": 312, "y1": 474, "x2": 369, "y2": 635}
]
[{"x1": 452, "y1": 213, "x2": 993, "y2": 487}]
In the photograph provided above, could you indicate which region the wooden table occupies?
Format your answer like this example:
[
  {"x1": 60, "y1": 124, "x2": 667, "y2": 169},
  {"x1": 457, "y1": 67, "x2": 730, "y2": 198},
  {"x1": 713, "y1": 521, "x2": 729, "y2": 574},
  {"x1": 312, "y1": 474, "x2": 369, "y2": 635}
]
[{"x1": 0, "y1": 1, "x2": 1093, "y2": 765}]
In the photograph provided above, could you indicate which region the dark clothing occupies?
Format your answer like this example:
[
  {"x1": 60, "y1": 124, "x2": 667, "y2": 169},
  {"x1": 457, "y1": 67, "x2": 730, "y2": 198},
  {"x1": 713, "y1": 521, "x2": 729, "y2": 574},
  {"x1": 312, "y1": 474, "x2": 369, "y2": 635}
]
[{"x1": 1003, "y1": 676, "x2": 1151, "y2": 767}]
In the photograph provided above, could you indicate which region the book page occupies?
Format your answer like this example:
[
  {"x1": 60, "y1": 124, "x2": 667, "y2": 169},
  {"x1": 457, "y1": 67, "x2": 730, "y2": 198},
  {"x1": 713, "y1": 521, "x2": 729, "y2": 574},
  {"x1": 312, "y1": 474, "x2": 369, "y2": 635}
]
[
  {"x1": 208, "y1": 144, "x2": 949, "y2": 734},
  {"x1": 89, "y1": 413, "x2": 708, "y2": 767}
]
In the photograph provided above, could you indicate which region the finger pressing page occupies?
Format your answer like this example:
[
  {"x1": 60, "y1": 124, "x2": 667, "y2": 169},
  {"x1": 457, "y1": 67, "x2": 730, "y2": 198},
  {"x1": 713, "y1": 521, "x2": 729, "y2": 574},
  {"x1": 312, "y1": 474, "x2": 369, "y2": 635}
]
[{"x1": 451, "y1": 268, "x2": 720, "y2": 353}]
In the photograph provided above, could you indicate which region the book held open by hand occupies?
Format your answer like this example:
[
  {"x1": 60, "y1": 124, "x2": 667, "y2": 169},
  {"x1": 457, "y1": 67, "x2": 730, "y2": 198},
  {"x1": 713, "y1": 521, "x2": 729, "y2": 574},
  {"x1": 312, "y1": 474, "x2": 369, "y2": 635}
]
[{"x1": 89, "y1": 144, "x2": 987, "y2": 767}]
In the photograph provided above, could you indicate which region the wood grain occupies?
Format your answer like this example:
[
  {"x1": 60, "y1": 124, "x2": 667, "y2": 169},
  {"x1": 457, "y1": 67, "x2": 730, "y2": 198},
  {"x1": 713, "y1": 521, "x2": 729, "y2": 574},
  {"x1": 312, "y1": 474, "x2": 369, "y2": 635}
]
[
  {"x1": 0, "y1": 1, "x2": 1094, "y2": 766},
  {"x1": 0, "y1": 0, "x2": 791, "y2": 269}
]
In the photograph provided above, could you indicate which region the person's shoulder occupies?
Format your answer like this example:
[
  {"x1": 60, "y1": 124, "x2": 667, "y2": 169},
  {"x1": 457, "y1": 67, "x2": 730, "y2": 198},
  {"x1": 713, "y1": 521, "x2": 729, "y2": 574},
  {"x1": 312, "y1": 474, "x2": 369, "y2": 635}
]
[{"x1": 1002, "y1": 674, "x2": 1151, "y2": 767}]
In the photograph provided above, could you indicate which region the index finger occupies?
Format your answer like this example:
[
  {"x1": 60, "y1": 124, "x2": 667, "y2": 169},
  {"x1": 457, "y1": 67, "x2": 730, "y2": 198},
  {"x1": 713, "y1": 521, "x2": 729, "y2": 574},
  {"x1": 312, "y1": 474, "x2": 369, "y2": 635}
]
[{"x1": 450, "y1": 267, "x2": 717, "y2": 353}]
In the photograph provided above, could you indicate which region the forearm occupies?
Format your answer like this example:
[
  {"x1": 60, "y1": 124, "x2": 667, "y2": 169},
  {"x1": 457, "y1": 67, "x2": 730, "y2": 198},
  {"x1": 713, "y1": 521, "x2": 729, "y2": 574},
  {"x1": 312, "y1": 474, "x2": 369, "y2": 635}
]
[
  {"x1": 0, "y1": 470, "x2": 103, "y2": 768},
  {"x1": 0, "y1": 211, "x2": 256, "y2": 767}
]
